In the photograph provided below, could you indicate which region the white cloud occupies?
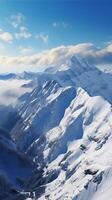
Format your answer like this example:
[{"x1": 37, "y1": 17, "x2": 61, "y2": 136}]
[
  {"x1": 15, "y1": 26, "x2": 32, "y2": 39},
  {"x1": 9, "y1": 13, "x2": 25, "y2": 28},
  {"x1": 0, "y1": 79, "x2": 32, "y2": 106},
  {"x1": 0, "y1": 43, "x2": 112, "y2": 73},
  {"x1": 0, "y1": 29, "x2": 13, "y2": 43},
  {"x1": 35, "y1": 33, "x2": 49, "y2": 43},
  {"x1": 53, "y1": 22, "x2": 68, "y2": 28},
  {"x1": 19, "y1": 46, "x2": 33, "y2": 54}
]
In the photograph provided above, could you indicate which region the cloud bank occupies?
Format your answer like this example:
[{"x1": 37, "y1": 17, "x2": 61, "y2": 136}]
[
  {"x1": 0, "y1": 79, "x2": 32, "y2": 106},
  {"x1": 0, "y1": 43, "x2": 112, "y2": 73}
]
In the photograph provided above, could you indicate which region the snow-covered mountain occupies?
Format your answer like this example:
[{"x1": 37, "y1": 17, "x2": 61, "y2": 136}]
[{"x1": 1, "y1": 56, "x2": 112, "y2": 199}]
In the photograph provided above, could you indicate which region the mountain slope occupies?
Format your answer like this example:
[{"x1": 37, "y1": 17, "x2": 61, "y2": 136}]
[
  {"x1": 36, "y1": 87, "x2": 112, "y2": 200},
  {"x1": 11, "y1": 81, "x2": 76, "y2": 152},
  {"x1": 0, "y1": 127, "x2": 35, "y2": 199},
  {"x1": 1, "y1": 56, "x2": 112, "y2": 199}
]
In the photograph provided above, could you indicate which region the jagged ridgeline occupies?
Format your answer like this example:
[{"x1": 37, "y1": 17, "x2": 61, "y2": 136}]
[{"x1": 0, "y1": 56, "x2": 112, "y2": 199}]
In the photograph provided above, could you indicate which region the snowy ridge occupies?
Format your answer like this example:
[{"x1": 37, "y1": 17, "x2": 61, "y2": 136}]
[
  {"x1": 10, "y1": 56, "x2": 112, "y2": 199},
  {"x1": 1, "y1": 56, "x2": 112, "y2": 199},
  {"x1": 11, "y1": 80, "x2": 76, "y2": 152},
  {"x1": 37, "y1": 87, "x2": 112, "y2": 200}
]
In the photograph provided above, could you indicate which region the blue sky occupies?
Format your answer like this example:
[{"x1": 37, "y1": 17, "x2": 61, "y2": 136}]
[{"x1": 0, "y1": 0, "x2": 112, "y2": 72}]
